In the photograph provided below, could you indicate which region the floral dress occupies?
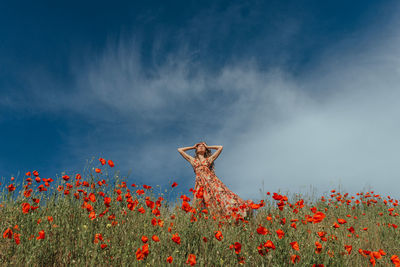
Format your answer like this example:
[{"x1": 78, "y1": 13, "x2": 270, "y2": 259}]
[{"x1": 191, "y1": 157, "x2": 253, "y2": 220}]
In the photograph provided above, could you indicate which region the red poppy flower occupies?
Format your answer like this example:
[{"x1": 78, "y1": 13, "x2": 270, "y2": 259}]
[
  {"x1": 370, "y1": 255, "x2": 376, "y2": 266},
  {"x1": 38, "y1": 184, "x2": 47, "y2": 192},
  {"x1": 7, "y1": 184, "x2": 15, "y2": 192},
  {"x1": 391, "y1": 255, "x2": 400, "y2": 266},
  {"x1": 257, "y1": 225, "x2": 268, "y2": 235},
  {"x1": 264, "y1": 240, "x2": 276, "y2": 250},
  {"x1": 372, "y1": 251, "x2": 382, "y2": 259},
  {"x1": 89, "y1": 193, "x2": 96, "y2": 202},
  {"x1": 94, "y1": 234, "x2": 104, "y2": 244},
  {"x1": 23, "y1": 189, "x2": 32, "y2": 198},
  {"x1": 290, "y1": 254, "x2": 300, "y2": 264},
  {"x1": 181, "y1": 201, "x2": 192, "y2": 213},
  {"x1": 101, "y1": 197, "x2": 111, "y2": 208},
  {"x1": 21, "y1": 203, "x2": 30, "y2": 214},
  {"x1": 378, "y1": 249, "x2": 386, "y2": 256},
  {"x1": 171, "y1": 233, "x2": 181, "y2": 244},
  {"x1": 3, "y1": 228, "x2": 13, "y2": 239},
  {"x1": 108, "y1": 160, "x2": 114, "y2": 167},
  {"x1": 37, "y1": 230, "x2": 45, "y2": 240},
  {"x1": 215, "y1": 230, "x2": 223, "y2": 241},
  {"x1": 186, "y1": 254, "x2": 196, "y2": 266},
  {"x1": 166, "y1": 256, "x2": 173, "y2": 263},
  {"x1": 344, "y1": 245, "x2": 352, "y2": 254},
  {"x1": 89, "y1": 211, "x2": 96, "y2": 220},
  {"x1": 99, "y1": 158, "x2": 106, "y2": 165},
  {"x1": 143, "y1": 184, "x2": 152, "y2": 190},
  {"x1": 234, "y1": 242, "x2": 242, "y2": 254},
  {"x1": 13, "y1": 233, "x2": 20, "y2": 245},
  {"x1": 290, "y1": 241, "x2": 300, "y2": 251},
  {"x1": 315, "y1": 241, "x2": 322, "y2": 254},
  {"x1": 146, "y1": 200, "x2": 155, "y2": 209},
  {"x1": 136, "y1": 243, "x2": 149, "y2": 260},
  {"x1": 276, "y1": 229, "x2": 285, "y2": 239},
  {"x1": 313, "y1": 212, "x2": 326, "y2": 223},
  {"x1": 347, "y1": 226, "x2": 355, "y2": 234}
]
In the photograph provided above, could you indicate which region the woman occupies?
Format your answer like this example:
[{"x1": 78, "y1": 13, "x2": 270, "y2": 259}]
[{"x1": 178, "y1": 142, "x2": 254, "y2": 221}]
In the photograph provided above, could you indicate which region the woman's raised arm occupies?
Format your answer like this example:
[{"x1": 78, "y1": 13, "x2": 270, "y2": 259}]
[
  {"x1": 207, "y1": 145, "x2": 223, "y2": 164},
  {"x1": 177, "y1": 145, "x2": 196, "y2": 164},
  {"x1": 178, "y1": 146, "x2": 195, "y2": 151},
  {"x1": 207, "y1": 145, "x2": 223, "y2": 150}
]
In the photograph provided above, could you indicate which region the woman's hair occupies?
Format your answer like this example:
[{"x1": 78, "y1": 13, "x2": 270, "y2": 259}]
[{"x1": 194, "y1": 141, "x2": 216, "y2": 173}]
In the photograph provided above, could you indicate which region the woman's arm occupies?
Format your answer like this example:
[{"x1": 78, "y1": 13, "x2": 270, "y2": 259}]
[
  {"x1": 178, "y1": 146, "x2": 195, "y2": 151},
  {"x1": 207, "y1": 145, "x2": 223, "y2": 150},
  {"x1": 177, "y1": 145, "x2": 196, "y2": 164},
  {"x1": 207, "y1": 145, "x2": 223, "y2": 163}
]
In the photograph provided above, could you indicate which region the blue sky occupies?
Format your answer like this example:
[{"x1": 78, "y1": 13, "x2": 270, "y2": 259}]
[{"x1": 1, "y1": 0, "x2": 400, "y2": 201}]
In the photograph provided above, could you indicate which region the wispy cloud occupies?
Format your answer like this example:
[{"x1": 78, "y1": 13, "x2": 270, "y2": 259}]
[{"x1": 215, "y1": 16, "x2": 400, "y2": 199}]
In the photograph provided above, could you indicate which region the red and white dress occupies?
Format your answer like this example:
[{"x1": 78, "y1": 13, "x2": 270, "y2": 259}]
[{"x1": 191, "y1": 157, "x2": 253, "y2": 220}]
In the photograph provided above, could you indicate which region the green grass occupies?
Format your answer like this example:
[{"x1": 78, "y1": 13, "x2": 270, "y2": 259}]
[{"x1": 1, "y1": 160, "x2": 399, "y2": 266}]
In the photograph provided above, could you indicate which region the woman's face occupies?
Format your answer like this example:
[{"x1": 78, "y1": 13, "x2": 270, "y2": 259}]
[{"x1": 196, "y1": 144, "x2": 206, "y2": 154}]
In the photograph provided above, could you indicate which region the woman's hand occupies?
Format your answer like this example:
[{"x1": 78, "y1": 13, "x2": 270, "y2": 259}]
[{"x1": 193, "y1": 142, "x2": 207, "y2": 149}]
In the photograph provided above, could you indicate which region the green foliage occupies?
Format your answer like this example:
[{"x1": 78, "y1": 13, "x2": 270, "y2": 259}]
[{"x1": 0, "y1": 163, "x2": 399, "y2": 266}]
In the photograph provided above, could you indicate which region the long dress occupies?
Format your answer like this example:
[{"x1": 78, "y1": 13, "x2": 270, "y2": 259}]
[{"x1": 191, "y1": 157, "x2": 253, "y2": 221}]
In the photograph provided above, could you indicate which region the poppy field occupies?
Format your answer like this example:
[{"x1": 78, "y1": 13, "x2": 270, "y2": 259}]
[{"x1": 1, "y1": 158, "x2": 399, "y2": 266}]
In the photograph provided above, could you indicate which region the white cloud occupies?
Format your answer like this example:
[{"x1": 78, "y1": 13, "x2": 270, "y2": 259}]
[{"x1": 214, "y1": 16, "x2": 400, "y2": 200}]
